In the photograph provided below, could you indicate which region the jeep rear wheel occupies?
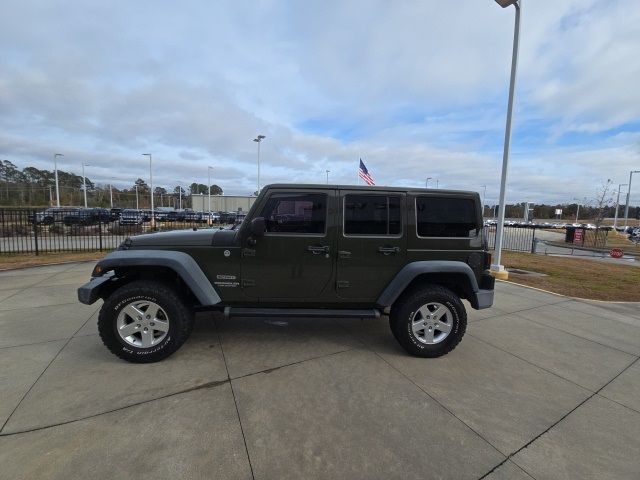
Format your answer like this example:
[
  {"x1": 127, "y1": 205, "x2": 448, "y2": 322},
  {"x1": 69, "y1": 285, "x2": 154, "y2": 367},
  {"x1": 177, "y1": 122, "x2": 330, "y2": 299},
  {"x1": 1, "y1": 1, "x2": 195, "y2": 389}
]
[
  {"x1": 98, "y1": 280, "x2": 194, "y2": 363},
  {"x1": 389, "y1": 285, "x2": 466, "y2": 357}
]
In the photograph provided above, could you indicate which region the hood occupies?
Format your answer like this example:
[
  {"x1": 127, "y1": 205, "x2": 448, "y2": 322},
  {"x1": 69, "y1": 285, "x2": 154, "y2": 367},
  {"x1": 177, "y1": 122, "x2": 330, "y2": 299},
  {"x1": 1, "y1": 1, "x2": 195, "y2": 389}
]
[{"x1": 128, "y1": 228, "x2": 219, "y2": 247}]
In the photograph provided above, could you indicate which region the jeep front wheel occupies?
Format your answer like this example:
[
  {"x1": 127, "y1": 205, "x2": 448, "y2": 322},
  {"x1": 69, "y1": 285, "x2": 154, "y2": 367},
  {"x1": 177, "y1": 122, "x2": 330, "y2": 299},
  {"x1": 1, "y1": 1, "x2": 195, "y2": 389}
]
[
  {"x1": 98, "y1": 281, "x2": 194, "y2": 363},
  {"x1": 389, "y1": 285, "x2": 466, "y2": 357}
]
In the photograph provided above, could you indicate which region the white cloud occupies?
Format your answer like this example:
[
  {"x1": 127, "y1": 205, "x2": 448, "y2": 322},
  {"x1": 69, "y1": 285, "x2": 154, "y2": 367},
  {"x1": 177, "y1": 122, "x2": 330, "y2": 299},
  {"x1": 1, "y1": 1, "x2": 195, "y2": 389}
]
[{"x1": 0, "y1": 0, "x2": 639, "y2": 205}]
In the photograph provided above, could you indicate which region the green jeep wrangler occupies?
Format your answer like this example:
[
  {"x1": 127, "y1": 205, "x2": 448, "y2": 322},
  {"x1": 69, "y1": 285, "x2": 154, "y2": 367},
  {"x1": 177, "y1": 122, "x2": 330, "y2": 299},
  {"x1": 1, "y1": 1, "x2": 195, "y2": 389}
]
[{"x1": 78, "y1": 184, "x2": 494, "y2": 363}]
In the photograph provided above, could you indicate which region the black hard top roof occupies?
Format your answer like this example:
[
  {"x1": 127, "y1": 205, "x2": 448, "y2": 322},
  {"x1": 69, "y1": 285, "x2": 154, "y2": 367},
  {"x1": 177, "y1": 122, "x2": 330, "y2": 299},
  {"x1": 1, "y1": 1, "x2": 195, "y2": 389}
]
[{"x1": 265, "y1": 183, "x2": 477, "y2": 195}]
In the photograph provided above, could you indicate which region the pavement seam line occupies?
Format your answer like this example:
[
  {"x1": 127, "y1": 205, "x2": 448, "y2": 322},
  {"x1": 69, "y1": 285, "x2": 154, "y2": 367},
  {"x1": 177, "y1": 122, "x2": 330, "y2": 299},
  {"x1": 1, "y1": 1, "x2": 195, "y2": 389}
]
[
  {"x1": 214, "y1": 317, "x2": 256, "y2": 480},
  {"x1": 467, "y1": 332, "x2": 636, "y2": 395},
  {"x1": 477, "y1": 356, "x2": 640, "y2": 479},
  {"x1": 510, "y1": 310, "x2": 640, "y2": 356},
  {"x1": 0, "y1": 303, "x2": 101, "y2": 434},
  {"x1": 329, "y1": 318, "x2": 508, "y2": 462},
  {"x1": 0, "y1": 340, "x2": 356, "y2": 437}
]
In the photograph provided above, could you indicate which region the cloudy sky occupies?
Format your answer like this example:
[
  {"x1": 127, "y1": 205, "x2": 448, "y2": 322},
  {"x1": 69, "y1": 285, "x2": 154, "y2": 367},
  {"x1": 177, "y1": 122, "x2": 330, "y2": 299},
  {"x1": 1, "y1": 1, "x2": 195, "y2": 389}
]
[{"x1": 1, "y1": 0, "x2": 639, "y2": 205}]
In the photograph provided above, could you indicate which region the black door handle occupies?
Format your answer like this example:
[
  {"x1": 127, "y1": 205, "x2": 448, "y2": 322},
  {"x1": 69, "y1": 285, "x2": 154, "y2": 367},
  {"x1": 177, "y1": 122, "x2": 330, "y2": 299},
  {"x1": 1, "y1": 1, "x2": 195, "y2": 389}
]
[
  {"x1": 378, "y1": 246, "x2": 400, "y2": 255},
  {"x1": 307, "y1": 245, "x2": 330, "y2": 255}
]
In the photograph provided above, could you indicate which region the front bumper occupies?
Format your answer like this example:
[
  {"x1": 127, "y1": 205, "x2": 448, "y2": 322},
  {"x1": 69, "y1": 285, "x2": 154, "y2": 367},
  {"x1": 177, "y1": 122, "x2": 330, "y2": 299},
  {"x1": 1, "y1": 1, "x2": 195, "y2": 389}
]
[{"x1": 77, "y1": 272, "x2": 114, "y2": 305}]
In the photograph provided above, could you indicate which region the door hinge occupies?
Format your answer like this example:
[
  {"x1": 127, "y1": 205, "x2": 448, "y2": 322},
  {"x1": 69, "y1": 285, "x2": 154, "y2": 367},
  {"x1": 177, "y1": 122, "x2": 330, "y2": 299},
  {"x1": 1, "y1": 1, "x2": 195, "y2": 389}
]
[
  {"x1": 242, "y1": 248, "x2": 255, "y2": 257},
  {"x1": 337, "y1": 280, "x2": 350, "y2": 289},
  {"x1": 242, "y1": 279, "x2": 255, "y2": 287}
]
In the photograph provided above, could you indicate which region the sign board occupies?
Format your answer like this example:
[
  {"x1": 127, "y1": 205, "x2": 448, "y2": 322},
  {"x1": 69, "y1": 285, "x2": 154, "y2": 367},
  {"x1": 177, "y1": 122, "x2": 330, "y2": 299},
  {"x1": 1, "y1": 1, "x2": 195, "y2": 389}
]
[
  {"x1": 573, "y1": 228, "x2": 584, "y2": 244},
  {"x1": 555, "y1": 209, "x2": 562, "y2": 215},
  {"x1": 610, "y1": 248, "x2": 624, "y2": 259}
]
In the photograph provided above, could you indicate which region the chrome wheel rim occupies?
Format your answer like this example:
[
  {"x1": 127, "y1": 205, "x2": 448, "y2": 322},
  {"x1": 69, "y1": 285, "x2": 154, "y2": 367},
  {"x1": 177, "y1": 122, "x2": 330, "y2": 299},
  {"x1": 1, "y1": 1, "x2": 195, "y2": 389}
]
[
  {"x1": 116, "y1": 300, "x2": 169, "y2": 348},
  {"x1": 411, "y1": 302, "x2": 453, "y2": 345}
]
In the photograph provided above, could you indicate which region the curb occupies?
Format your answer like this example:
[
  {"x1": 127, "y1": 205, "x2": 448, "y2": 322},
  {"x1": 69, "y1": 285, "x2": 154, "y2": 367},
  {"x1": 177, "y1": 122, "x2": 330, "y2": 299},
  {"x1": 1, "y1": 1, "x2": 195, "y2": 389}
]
[
  {"x1": 0, "y1": 259, "x2": 99, "y2": 273},
  {"x1": 497, "y1": 279, "x2": 640, "y2": 304}
]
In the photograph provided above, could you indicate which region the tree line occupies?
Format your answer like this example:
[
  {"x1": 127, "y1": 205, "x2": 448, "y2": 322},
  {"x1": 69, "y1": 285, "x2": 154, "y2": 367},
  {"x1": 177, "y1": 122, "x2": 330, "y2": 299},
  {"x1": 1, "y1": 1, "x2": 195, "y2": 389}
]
[
  {"x1": 0, "y1": 160, "x2": 223, "y2": 209},
  {"x1": 1, "y1": 161, "x2": 638, "y2": 219}
]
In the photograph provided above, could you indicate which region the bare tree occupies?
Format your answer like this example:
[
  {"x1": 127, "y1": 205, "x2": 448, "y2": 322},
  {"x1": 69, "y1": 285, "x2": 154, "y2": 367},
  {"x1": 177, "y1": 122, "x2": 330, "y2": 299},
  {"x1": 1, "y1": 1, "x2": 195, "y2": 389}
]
[{"x1": 592, "y1": 179, "x2": 613, "y2": 229}]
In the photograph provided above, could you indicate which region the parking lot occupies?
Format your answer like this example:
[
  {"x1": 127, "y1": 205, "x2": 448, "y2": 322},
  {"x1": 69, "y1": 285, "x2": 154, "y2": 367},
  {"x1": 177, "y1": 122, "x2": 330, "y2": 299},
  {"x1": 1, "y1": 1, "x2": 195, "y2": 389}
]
[{"x1": 1, "y1": 262, "x2": 639, "y2": 479}]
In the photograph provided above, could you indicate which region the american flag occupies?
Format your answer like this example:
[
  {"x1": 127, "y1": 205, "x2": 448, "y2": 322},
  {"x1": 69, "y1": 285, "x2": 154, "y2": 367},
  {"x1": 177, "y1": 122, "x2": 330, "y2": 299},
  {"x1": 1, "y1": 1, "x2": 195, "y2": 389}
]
[{"x1": 358, "y1": 159, "x2": 375, "y2": 186}]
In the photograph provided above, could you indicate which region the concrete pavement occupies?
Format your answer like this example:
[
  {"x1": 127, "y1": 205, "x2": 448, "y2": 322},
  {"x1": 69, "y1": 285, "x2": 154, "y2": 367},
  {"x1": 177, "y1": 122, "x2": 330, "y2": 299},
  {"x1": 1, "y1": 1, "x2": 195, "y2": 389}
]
[{"x1": 0, "y1": 262, "x2": 639, "y2": 479}]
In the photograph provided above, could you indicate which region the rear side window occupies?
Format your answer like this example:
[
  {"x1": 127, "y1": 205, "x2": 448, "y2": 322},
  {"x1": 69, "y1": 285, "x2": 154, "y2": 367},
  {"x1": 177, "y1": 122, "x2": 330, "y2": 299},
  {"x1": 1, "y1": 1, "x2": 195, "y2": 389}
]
[
  {"x1": 416, "y1": 196, "x2": 479, "y2": 238},
  {"x1": 344, "y1": 195, "x2": 401, "y2": 235},
  {"x1": 260, "y1": 193, "x2": 326, "y2": 234}
]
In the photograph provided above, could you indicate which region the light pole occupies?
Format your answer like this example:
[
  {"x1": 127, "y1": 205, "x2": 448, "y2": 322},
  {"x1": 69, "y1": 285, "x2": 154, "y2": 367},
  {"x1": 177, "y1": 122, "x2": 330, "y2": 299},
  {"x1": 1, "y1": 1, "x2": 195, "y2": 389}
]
[
  {"x1": 490, "y1": 0, "x2": 521, "y2": 280},
  {"x1": 481, "y1": 185, "x2": 487, "y2": 218},
  {"x1": 178, "y1": 181, "x2": 182, "y2": 210},
  {"x1": 53, "y1": 153, "x2": 63, "y2": 207},
  {"x1": 109, "y1": 180, "x2": 114, "y2": 209},
  {"x1": 623, "y1": 170, "x2": 640, "y2": 229},
  {"x1": 81, "y1": 162, "x2": 90, "y2": 208},
  {"x1": 573, "y1": 197, "x2": 586, "y2": 223},
  {"x1": 326, "y1": 170, "x2": 330, "y2": 184},
  {"x1": 253, "y1": 135, "x2": 265, "y2": 193},
  {"x1": 208, "y1": 166, "x2": 213, "y2": 215},
  {"x1": 613, "y1": 183, "x2": 628, "y2": 229},
  {"x1": 142, "y1": 154, "x2": 154, "y2": 226},
  {"x1": 135, "y1": 185, "x2": 139, "y2": 210},
  {"x1": 436, "y1": 179, "x2": 439, "y2": 189},
  {"x1": 426, "y1": 177, "x2": 432, "y2": 188}
]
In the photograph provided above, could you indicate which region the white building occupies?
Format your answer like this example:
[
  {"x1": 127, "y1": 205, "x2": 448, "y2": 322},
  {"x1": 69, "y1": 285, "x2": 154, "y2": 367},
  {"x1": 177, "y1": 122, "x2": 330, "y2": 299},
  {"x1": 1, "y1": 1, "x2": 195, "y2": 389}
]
[{"x1": 190, "y1": 194, "x2": 256, "y2": 213}]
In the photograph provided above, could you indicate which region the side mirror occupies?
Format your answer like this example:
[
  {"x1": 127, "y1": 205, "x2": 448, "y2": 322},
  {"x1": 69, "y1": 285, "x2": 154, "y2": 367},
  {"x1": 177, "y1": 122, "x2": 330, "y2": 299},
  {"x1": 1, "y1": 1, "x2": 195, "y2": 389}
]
[{"x1": 251, "y1": 217, "x2": 265, "y2": 236}]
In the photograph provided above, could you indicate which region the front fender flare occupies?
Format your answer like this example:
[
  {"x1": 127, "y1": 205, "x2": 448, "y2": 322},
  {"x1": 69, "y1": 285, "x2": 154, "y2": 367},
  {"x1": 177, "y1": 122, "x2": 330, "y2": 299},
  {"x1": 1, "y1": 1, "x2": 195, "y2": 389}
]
[{"x1": 81, "y1": 250, "x2": 221, "y2": 306}]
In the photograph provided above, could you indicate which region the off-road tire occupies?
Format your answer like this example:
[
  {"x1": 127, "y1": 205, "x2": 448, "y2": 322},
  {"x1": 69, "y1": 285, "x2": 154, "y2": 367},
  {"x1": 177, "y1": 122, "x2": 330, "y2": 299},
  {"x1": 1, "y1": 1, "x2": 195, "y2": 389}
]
[
  {"x1": 98, "y1": 280, "x2": 194, "y2": 363},
  {"x1": 389, "y1": 285, "x2": 466, "y2": 357}
]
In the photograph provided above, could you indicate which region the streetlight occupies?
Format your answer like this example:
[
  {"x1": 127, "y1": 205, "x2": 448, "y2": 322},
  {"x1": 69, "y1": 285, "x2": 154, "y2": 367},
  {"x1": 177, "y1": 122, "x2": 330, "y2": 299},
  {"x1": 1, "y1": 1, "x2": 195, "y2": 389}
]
[
  {"x1": 208, "y1": 166, "x2": 214, "y2": 215},
  {"x1": 490, "y1": 0, "x2": 521, "y2": 281},
  {"x1": 613, "y1": 183, "x2": 627, "y2": 229},
  {"x1": 253, "y1": 134, "x2": 265, "y2": 193},
  {"x1": 481, "y1": 185, "x2": 487, "y2": 218},
  {"x1": 109, "y1": 179, "x2": 114, "y2": 209},
  {"x1": 53, "y1": 153, "x2": 63, "y2": 207},
  {"x1": 142, "y1": 154, "x2": 154, "y2": 226},
  {"x1": 572, "y1": 197, "x2": 586, "y2": 223},
  {"x1": 425, "y1": 177, "x2": 432, "y2": 188},
  {"x1": 177, "y1": 181, "x2": 182, "y2": 210},
  {"x1": 81, "y1": 162, "x2": 91, "y2": 208},
  {"x1": 135, "y1": 184, "x2": 139, "y2": 210},
  {"x1": 623, "y1": 170, "x2": 640, "y2": 229},
  {"x1": 326, "y1": 170, "x2": 330, "y2": 184}
]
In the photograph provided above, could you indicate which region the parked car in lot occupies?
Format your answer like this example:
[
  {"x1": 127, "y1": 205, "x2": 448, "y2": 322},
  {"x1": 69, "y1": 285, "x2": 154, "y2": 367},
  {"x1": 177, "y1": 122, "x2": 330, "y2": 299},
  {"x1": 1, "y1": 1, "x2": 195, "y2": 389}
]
[
  {"x1": 219, "y1": 212, "x2": 237, "y2": 224},
  {"x1": 184, "y1": 211, "x2": 204, "y2": 223},
  {"x1": 119, "y1": 209, "x2": 144, "y2": 225},
  {"x1": 63, "y1": 208, "x2": 111, "y2": 226},
  {"x1": 34, "y1": 207, "x2": 79, "y2": 224}
]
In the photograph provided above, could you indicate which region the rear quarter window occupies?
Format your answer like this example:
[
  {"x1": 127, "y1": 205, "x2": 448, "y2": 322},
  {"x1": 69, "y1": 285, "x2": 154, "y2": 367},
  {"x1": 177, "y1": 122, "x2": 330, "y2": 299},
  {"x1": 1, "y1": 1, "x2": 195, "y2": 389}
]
[{"x1": 416, "y1": 196, "x2": 479, "y2": 238}]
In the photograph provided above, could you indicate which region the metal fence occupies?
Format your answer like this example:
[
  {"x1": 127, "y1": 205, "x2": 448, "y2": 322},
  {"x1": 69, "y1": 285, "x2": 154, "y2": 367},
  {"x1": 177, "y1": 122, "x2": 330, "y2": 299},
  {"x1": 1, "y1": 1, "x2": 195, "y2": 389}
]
[
  {"x1": 484, "y1": 225, "x2": 537, "y2": 253},
  {"x1": 0, "y1": 208, "x2": 230, "y2": 255}
]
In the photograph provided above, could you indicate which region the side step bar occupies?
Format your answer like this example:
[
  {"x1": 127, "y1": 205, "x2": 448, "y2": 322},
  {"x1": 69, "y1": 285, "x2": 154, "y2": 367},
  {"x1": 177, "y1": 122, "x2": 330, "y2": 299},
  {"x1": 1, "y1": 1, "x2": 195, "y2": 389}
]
[{"x1": 224, "y1": 307, "x2": 380, "y2": 319}]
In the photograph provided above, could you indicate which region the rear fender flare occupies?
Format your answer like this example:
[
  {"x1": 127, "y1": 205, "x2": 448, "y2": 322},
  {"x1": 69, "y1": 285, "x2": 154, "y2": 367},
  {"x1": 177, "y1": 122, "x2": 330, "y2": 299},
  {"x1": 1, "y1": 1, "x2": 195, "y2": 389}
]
[{"x1": 377, "y1": 261, "x2": 478, "y2": 308}]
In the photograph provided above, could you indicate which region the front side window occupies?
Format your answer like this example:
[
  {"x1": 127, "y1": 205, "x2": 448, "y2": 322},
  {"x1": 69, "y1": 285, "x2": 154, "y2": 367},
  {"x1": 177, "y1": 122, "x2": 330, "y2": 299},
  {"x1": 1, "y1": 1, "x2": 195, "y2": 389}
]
[
  {"x1": 344, "y1": 195, "x2": 402, "y2": 235},
  {"x1": 260, "y1": 193, "x2": 326, "y2": 234},
  {"x1": 416, "y1": 196, "x2": 479, "y2": 238}
]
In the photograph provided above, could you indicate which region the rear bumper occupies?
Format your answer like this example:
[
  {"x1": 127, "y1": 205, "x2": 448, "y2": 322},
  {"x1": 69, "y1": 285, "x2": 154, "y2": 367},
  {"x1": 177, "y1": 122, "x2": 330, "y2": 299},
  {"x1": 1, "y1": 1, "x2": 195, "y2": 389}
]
[
  {"x1": 473, "y1": 289, "x2": 494, "y2": 309},
  {"x1": 77, "y1": 273, "x2": 114, "y2": 305},
  {"x1": 470, "y1": 272, "x2": 495, "y2": 310}
]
